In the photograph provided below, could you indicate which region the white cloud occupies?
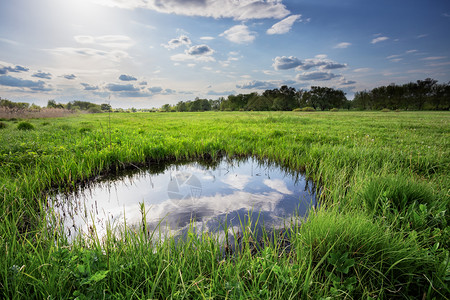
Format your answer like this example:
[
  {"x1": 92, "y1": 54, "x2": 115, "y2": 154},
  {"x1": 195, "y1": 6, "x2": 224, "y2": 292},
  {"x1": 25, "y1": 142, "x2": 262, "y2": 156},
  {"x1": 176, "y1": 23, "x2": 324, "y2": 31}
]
[
  {"x1": 266, "y1": 14, "x2": 301, "y2": 35},
  {"x1": 353, "y1": 68, "x2": 370, "y2": 73},
  {"x1": 386, "y1": 54, "x2": 401, "y2": 59},
  {"x1": 222, "y1": 174, "x2": 251, "y2": 190},
  {"x1": 186, "y1": 44, "x2": 214, "y2": 55},
  {"x1": 93, "y1": 0, "x2": 290, "y2": 20},
  {"x1": 334, "y1": 42, "x2": 351, "y2": 49},
  {"x1": 74, "y1": 35, "x2": 134, "y2": 49},
  {"x1": 170, "y1": 45, "x2": 215, "y2": 62},
  {"x1": 263, "y1": 179, "x2": 293, "y2": 194},
  {"x1": 48, "y1": 47, "x2": 129, "y2": 62},
  {"x1": 220, "y1": 25, "x2": 256, "y2": 44},
  {"x1": 295, "y1": 56, "x2": 347, "y2": 71},
  {"x1": 161, "y1": 35, "x2": 191, "y2": 49},
  {"x1": 200, "y1": 36, "x2": 215, "y2": 40},
  {"x1": 272, "y1": 56, "x2": 302, "y2": 70},
  {"x1": 296, "y1": 71, "x2": 341, "y2": 81},
  {"x1": 371, "y1": 36, "x2": 389, "y2": 44},
  {"x1": 421, "y1": 56, "x2": 446, "y2": 61},
  {"x1": 236, "y1": 80, "x2": 295, "y2": 90}
]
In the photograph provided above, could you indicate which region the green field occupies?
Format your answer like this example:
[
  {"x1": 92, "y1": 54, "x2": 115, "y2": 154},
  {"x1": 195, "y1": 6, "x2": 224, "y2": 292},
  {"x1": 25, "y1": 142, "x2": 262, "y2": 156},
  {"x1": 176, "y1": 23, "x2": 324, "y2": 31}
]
[{"x1": 1, "y1": 111, "x2": 449, "y2": 299}]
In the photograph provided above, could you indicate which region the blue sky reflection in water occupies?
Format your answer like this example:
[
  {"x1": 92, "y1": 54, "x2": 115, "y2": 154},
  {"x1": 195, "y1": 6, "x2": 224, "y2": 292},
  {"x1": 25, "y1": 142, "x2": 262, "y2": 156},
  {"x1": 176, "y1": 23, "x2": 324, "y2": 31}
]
[{"x1": 50, "y1": 158, "x2": 317, "y2": 240}]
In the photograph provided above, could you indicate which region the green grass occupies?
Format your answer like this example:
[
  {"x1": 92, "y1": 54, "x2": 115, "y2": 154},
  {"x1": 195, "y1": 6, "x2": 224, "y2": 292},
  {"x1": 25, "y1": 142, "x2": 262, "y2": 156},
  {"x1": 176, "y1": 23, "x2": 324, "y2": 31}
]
[{"x1": 0, "y1": 111, "x2": 449, "y2": 299}]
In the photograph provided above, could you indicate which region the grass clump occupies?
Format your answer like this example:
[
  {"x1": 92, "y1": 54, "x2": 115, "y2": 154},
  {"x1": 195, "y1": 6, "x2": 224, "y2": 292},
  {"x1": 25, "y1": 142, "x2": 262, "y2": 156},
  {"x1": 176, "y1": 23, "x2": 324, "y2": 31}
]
[
  {"x1": 381, "y1": 108, "x2": 391, "y2": 112},
  {"x1": 330, "y1": 108, "x2": 339, "y2": 112},
  {"x1": 296, "y1": 209, "x2": 446, "y2": 298},
  {"x1": 361, "y1": 175, "x2": 435, "y2": 213},
  {"x1": 17, "y1": 121, "x2": 34, "y2": 130}
]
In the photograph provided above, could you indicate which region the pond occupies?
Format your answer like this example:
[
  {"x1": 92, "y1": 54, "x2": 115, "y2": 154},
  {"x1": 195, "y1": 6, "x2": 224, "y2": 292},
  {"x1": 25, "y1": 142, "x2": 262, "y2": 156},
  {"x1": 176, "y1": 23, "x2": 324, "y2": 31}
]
[{"x1": 48, "y1": 157, "x2": 318, "y2": 241}]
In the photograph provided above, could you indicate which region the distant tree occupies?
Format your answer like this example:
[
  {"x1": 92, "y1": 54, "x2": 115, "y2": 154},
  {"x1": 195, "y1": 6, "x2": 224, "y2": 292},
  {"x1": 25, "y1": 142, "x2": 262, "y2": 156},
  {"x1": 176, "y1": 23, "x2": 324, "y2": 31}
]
[
  {"x1": 176, "y1": 101, "x2": 187, "y2": 112},
  {"x1": 431, "y1": 82, "x2": 450, "y2": 110},
  {"x1": 246, "y1": 94, "x2": 272, "y2": 111},
  {"x1": 101, "y1": 103, "x2": 112, "y2": 111},
  {"x1": 47, "y1": 100, "x2": 58, "y2": 108},
  {"x1": 161, "y1": 104, "x2": 171, "y2": 112}
]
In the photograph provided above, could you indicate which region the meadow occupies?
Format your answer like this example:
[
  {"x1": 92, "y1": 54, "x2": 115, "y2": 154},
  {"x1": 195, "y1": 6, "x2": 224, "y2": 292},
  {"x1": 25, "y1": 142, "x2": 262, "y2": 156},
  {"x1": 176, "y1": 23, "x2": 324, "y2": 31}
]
[{"x1": 0, "y1": 111, "x2": 449, "y2": 299}]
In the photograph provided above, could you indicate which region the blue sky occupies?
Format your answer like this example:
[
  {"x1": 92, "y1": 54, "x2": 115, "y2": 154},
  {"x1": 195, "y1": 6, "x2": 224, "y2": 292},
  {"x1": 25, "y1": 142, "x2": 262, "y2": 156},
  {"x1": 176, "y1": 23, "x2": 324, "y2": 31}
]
[{"x1": 0, "y1": 0, "x2": 449, "y2": 108}]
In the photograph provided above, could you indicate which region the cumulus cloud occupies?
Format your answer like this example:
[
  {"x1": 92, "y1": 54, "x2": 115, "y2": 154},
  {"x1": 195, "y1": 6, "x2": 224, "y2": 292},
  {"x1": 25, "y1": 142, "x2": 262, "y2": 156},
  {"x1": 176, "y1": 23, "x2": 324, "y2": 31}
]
[
  {"x1": 186, "y1": 44, "x2": 214, "y2": 55},
  {"x1": 207, "y1": 90, "x2": 236, "y2": 96},
  {"x1": 236, "y1": 80, "x2": 280, "y2": 90},
  {"x1": 74, "y1": 35, "x2": 134, "y2": 49},
  {"x1": 106, "y1": 83, "x2": 139, "y2": 92},
  {"x1": 321, "y1": 62, "x2": 347, "y2": 70},
  {"x1": 220, "y1": 25, "x2": 256, "y2": 44},
  {"x1": 170, "y1": 44, "x2": 215, "y2": 62},
  {"x1": 117, "y1": 91, "x2": 151, "y2": 97},
  {"x1": 93, "y1": 0, "x2": 290, "y2": 20},
  {"x1": 272, "y1": 56, "x2": 303, "y2": 70},
  {"x1": 148, "y1": 86, "x2": 163, "y2": 93},
  {"x1": 163, "y1": 88, "x2": 176, "y2": 95},
  {"x1": 266, "y1": 14, "x2": 301, "y2": 35},
  {"x1": 339, "y1": 78, "x2": 356, "y2": 86},
  {"x1": 0, "y1": 65, "x2": 29, "y2": 74},
  {"x1": 81, "y1": 83, "x2": 99, "y2": 90},
  {"x1": 32, "y1": 71, "x2": 52, "y2": 79},
  {"x1": 296, "y1": 56, "x2": 347, "y2": 71},
  {"x1": 271, "y1": 55, "x2": 347, "y2": 72},
  {"x1": 63, "y1": 74, "x2": 76, "y2": 80},
  {"x1": 334, "y1": 42, "x2": 351, "y2": 49},
  {"x1": 161, "y1": 35, "x2": 191, "y2": 49},
  {"x1": 296, "y1": 71, "x2": 341, "y2": 81},
  {"x1": 371, "y1": 36, "x2": 389, "y2": 44},
  {"x1": 0, "y1": 75, "x2": 51, "y2": 91},
  {"x1": 119, "y1": 74, "x2": 138, "y2": 81}
]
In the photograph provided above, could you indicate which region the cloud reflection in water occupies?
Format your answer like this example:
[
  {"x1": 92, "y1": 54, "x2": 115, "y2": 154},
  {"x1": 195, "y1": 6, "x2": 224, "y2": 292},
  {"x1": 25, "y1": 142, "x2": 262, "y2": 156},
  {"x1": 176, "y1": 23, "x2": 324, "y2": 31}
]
[{"x1": 50, "y1": 157, "x2": 317, "y2": 240}]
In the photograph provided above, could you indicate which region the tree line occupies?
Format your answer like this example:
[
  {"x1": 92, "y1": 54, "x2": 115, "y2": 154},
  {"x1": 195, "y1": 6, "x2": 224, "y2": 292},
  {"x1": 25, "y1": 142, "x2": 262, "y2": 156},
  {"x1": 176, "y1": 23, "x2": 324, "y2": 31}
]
[
  {"x1": 163, "y1": 78, "x2": 449, "y2": 112},
  {"x1": 353, "y1": 78, "x2": 449, "y2": 110},
  {"x1": 2, "y1": 78, "x2": 449, "y2": 113},
  {"x1": 164, "y1": 85, "x2": 349, "y2": 112}
]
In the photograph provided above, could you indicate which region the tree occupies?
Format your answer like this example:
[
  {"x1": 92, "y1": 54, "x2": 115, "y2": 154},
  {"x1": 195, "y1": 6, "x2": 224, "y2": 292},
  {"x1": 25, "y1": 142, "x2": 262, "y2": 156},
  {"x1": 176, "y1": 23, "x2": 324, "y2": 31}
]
[
  {"x1": 309, "y1": 86, "x2": 347, "y2": 110},
  {"x1": 161, "y1": 104, "x2": 171, "y2": 112},
  {"x1": 101, "y1": 103, "x2": 112, "y2": 111}
]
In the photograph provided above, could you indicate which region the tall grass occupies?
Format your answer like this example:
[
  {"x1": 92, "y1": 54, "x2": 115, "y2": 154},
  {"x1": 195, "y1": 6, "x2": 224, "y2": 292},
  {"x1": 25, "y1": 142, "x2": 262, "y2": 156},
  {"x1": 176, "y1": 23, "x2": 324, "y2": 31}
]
[{"x1": 0, "y1": 111, "x2": 449, "y2": 298}]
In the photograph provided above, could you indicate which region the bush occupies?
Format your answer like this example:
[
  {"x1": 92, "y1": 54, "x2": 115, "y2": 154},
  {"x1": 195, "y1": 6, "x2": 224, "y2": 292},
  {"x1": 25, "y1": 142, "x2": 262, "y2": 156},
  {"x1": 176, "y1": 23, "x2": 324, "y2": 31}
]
[
  {"x1": 381, "y1": 108, "x2": 390, "y2": 112},
  {"x1": 0, "y1": 121, "x2": 7, "y2": 129},
  {"x1": 302, "y1": 107, "x2": 316, "y2": 112},
  {"x1": 330, "y1": 108, "x2": 339, "y2": 112},
  {"x1": 292, "y1": 108, "x2": 302, "y2": 112},
  {"x1": 17, "y1": 121, "x2": 35, "y2": 131}
]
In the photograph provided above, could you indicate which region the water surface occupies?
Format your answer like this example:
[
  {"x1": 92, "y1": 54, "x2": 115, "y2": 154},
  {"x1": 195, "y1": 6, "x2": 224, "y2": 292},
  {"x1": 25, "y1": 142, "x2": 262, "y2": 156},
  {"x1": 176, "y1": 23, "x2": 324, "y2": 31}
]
[{"x1": 49, "y1": 157, "x2": 317, "y2": 240}]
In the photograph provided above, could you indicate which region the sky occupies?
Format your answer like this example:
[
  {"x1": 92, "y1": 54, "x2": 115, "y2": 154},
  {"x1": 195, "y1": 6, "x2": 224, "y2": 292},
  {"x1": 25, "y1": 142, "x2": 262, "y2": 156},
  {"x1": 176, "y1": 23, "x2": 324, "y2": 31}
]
[{"x1": 0, "y1": 0, "x2": 449, "y2": 108}]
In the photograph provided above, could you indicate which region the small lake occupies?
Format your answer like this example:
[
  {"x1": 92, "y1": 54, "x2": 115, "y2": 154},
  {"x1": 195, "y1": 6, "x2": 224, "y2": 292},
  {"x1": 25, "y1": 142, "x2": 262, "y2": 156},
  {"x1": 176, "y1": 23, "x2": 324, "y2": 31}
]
[{"x1": 49, "y1": 157, "x2": 317, "y2": 241}]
